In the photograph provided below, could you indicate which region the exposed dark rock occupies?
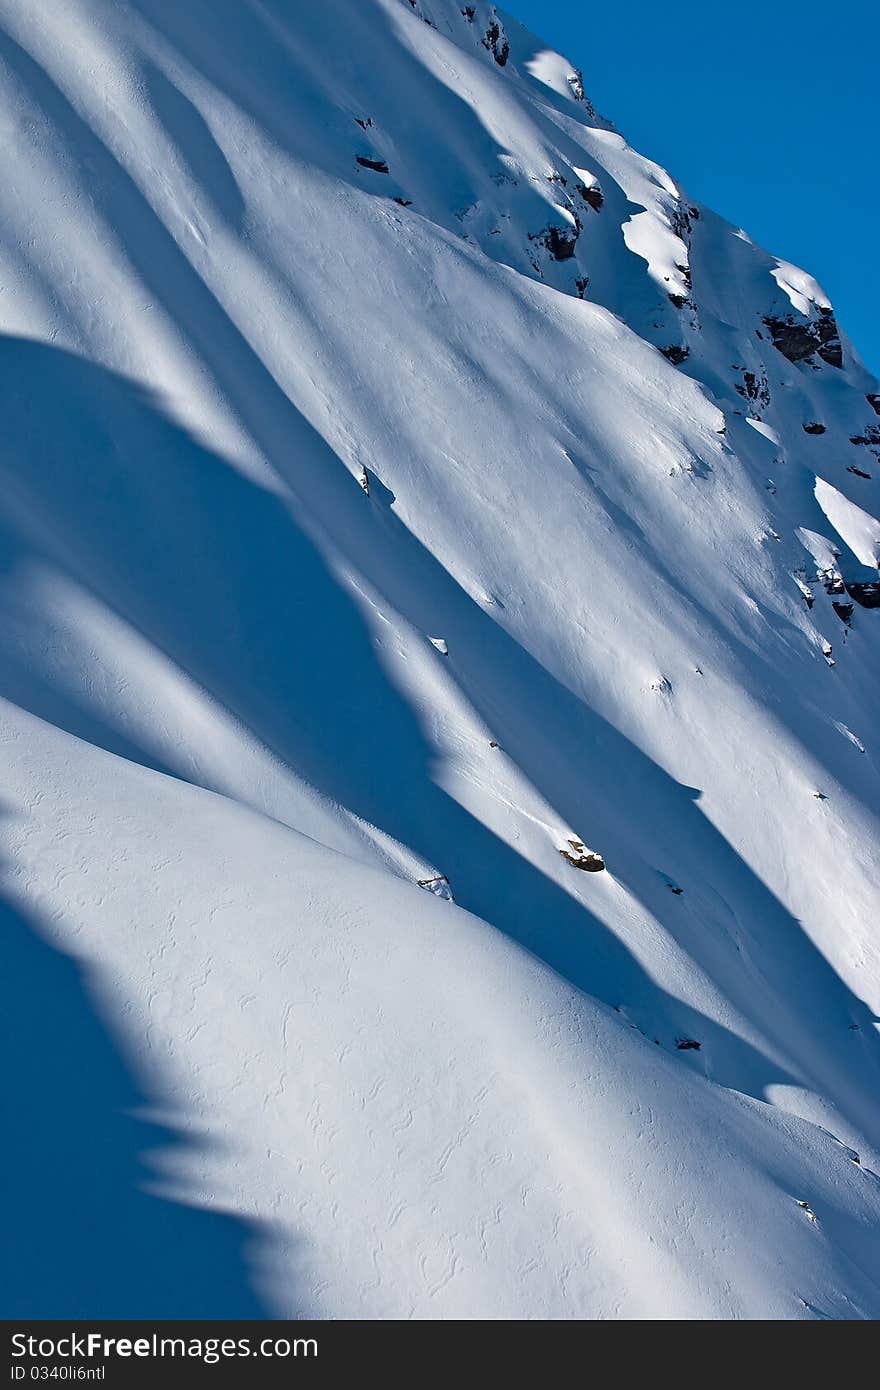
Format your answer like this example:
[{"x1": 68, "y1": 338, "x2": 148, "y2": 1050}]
[
  {"x1": 534, "y1": 223, "x2": 579, "y2": 260},
  {"x1": 848, "y1": 465, "x2": 872, "y2": 479},
  {"x1": 482, "y1": 20, "x2": 509, "y2": 66},
  {"x1": 660, "y1": 345, "x2": 689, "y2": 365},
  {"x1": 832, "y1": 600, "x2": 854, "y2": 625},
  {"x1": 670, "y1": 205, "x2": 692, "y2": 242},
  {"x1": 762, "y1": 316, "x2": 815, "y2": 363},
  {"x1": 845, "y1": 579, "x2": 880, "y2": 608},
  {"x1": 802, "y1": 422, "x2": 826, "y2": 435},
  {"x1": 575, "y1": 275, "x2": 589, "y2": 299},
  {"x1": 849, "y1": 425, "x2": 880, "y2": 447},
  {"x1": 577, "y1": 182, "x2": 603, "y2": 212},
  {"x1": 867, "y1": 393, "x2": 880, "y2": 417},
  {"x1": 676, "y1": 1038, "x2": 701, "y2": 1051},
  {"x1": 354, "y1": 116, "x2": 372, "y2": 130},
  {"x1": 393, "y1": 197, "x2": 413, "y2": 207},
  {"x1": 356, "y1": 155, "x2": 389, "y2": 173},
  {"x1": 763, "y1": 308, "x2": 843, "y2": 369},
  {"x1": 668, "y1": 293, "x2": 687, "y2": 309},
  {"x1": 461, "y1": 5, "x2": 476, "y2": 17},
  {"x1": 567, "y1": 69, "x2": 586, "y2": 102},
  {"x1": 735, "y1": 369, "x2": 770, "y2": 409},
  {"x1": 560, "y1": 839, "x2": 605, "y2": 872},
  {"x1": 815, "y1": 306, "x2": 843, "y2": 367}
]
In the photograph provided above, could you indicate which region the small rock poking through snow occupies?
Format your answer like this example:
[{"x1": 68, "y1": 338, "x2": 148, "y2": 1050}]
[
  {"x1": 796, "y1": 1201, "x2": 819, "y2": 1224},
  {"x1": 560, "y1": 838, "x2": 606, "y2": 872},
  {"x1": 417, "y1": 874, "x2": 454, "y2": 901}
]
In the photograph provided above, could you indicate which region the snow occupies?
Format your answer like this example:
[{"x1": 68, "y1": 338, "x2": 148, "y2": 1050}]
[
  {"x1": 1, "y1": 0, "x2": 879, "y2": 1319},
  {"x1": 814, "y1": 477, "x2": 880, "y2": 570}
]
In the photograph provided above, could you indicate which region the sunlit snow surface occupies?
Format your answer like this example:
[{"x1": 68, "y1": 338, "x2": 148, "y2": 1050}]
[{"x1": 1, "y1": 0, "x2": 879, "y2": 1319}]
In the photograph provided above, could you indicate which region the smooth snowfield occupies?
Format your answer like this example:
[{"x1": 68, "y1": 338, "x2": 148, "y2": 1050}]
[{"x1": 1, "y1": 0, "x2": 879, "y2": 1318}]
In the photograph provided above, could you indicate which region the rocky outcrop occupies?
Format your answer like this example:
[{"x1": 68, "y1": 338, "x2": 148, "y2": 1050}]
[
  {"x1": 539, "y1": 223, "x2": 578, "y2": 260},
  {"x1": 849, "y1": 424, "x2": 880, "y2": 448},
  {"x1": 763, "y1": 306, "x2": 843, "y2": 369},
  {"x1": 735, "y1": 368, "x2": 770, "y2": 409},
  {"x1": 814, "y1": 307, "x2": 843, "y2": 366},
  {"x1": 577, "y1": 182, "x2": 604, "y2": 212},
  {"x1": 833, "y1": 599, "x2": 854, "y2": 625},
  {"x1": 560, "y1": 838, "x2": 605, "y2": 872},
  {"x1": 845, "y1": 579, "x2": 880, "y2": 608},
  {"x1": 567, "y1": 69, "x2": 585, "y2": 101},
  {"x1": 482, "y1": 18, "x2": 509, "y2": 66},
  {"x1": 417, "y1": 874, "x2": 454, "y2": 900}
]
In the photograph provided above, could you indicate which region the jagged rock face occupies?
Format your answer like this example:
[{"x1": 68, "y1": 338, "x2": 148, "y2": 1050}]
[
  {"x1": 578, "y1": 182, "x2": 604, "y2": 212},
  {"x1": 736, "y1": 368, "x2": 771, "y2": 409},
  {"x1": 567, "y1": 68, "x2": 586, "y2": 102},
  {"x1": 845, "y1": 580, "x2": 880, "y2": 608},
  {"x1": 850, "y1": 424, "x2": 880, "y2": 449},
  {"x1": 814, "y1": 306, "x2": 844, "y2": 366},
  {"x1": 356, "y1": 155, "x2": 389, "y2": 173},
  {"x1": 539, "y1": 223, "x2": 578, "y2": 260},
  {"x1": 832, "y1": 599, "x2": 854, "y2": 624},
  {"x1": 482, "y1": 16, "x2": 509, "y2": 66},
  {"x1": 763, "y1": 307, "x2": 843, "y2": 368}
]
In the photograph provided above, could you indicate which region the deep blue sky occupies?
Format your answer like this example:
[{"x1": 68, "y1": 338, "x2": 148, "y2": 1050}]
[{"x1": 511, "y1": 0, "x2": 878, "y2": 375}]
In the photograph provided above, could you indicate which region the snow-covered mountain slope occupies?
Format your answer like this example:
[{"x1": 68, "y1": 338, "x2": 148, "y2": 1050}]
[{"x1": 1, "y1": 0, "x2": 879, "y2": 1319}]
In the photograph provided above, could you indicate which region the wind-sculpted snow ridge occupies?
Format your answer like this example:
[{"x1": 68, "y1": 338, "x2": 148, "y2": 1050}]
[{"x1": 1, "y1": 0, "x2": 879, "y2": 1319}]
